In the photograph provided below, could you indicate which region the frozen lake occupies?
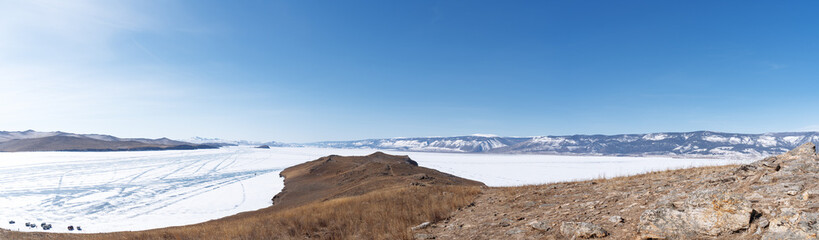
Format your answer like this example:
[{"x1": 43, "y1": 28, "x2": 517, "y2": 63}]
[{"x1": 0, "y1": 146, "x2": 749, "y2": 233}]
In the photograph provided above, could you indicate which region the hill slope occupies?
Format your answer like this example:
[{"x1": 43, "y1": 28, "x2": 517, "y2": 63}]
[{"x1": 270, "y1": 152, "x2": 485, "y2": 209}]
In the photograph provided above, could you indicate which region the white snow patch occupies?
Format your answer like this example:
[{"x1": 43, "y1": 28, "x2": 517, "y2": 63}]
[
  {"x1": 703, "y1": 135, "x2": 729, "y2": 142},
  {"x1": 757, "y1": 136, "x2": 777, "y2": 147},
  {"x1": 530, "y1": 136, "x2": 577, "y2": 145},
  {"x1": 783, "y1": 136, "x2": 804, "y2": 145},
  {"x1": 642, "y1": 133, "x2": 669, "y2": 141}
]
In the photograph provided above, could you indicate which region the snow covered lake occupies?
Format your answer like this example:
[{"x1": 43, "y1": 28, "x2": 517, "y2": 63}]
[{"x1": 0, "y1": 146, "x2": 749, "y2": 233}]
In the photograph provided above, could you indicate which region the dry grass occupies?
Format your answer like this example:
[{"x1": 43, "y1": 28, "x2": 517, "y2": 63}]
[{"x1": 3, "y1": 185, "x2": 481, "y2": 240}]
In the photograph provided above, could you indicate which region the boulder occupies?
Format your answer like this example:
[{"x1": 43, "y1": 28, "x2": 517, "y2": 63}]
[
  {"x1": 528, "y1": 220, "x2": 551, "y2": 232},
  {"x1": 639, "y1": 191, "x2": 753, "y2": 238},
  {"x1": 762, "y1": 210, "x2": 819, "y2": 240},
  {"x1": 560, "y1": 222, "x2": 608, "y2": 239}
]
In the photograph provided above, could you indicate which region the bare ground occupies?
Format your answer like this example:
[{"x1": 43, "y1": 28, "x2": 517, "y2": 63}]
[{"x1": 414, "y1": 165, "x2": 738, "y2": 239}]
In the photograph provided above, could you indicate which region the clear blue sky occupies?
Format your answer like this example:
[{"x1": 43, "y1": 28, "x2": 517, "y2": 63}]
[{"x1": 1, "y1": 0, "x2": 818, "y2": 142}]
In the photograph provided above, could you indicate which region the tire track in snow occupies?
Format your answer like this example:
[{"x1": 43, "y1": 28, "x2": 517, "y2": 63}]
[
  {"x1": 52, "y1": 170, "x2": 72, "y2": 206},
  {"x1": 0, "y1": 146, "x2": 303, "y2": 233}
]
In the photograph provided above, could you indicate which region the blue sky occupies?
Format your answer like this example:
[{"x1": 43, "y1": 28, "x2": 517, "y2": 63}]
[{"x1": 1, "y1": 1, "x2": 818, "y2": 142}]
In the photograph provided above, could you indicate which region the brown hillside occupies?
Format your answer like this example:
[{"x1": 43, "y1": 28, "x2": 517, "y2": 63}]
[{"x1": 270, "y1": 152, "x2": 484, "y2": 209}]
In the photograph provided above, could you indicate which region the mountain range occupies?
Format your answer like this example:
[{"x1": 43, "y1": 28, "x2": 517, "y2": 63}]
[
  {"x1": 5, "y1": 130, "x2": 819, "y2": 158},
  {"x1": 303, "y1": 131, "x2": 819, "y2": 159},
  {"x1": 0, "y1": 130, "x2": 216, "y2": 152},
  {"x1": 184, "y1": 136, "x2": 292, "y2": 147}
]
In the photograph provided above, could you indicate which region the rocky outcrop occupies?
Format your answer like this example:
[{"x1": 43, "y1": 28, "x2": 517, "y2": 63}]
[
  {"x1": 638, "y1": 142, "x2": 819, "y2": 239},
  {"x1": 639, "y1": 191, "x2": 753, "y2": 237},
  {"x1": 413, "y1": 142, "x2": 819, "y2": 239}
]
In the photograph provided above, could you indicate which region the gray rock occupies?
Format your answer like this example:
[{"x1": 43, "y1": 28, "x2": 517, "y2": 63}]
[
  {"x1": 411, "y1": 221, "x2": 431, "y2": 231},
  {"x1": 413, "y1": 233, "x2": 436, "y2": 239},
  {"x1": 607, "y1": 215, "x2": 624, "y2": 223},
  {"x1": 763, "y1": 211, "x2": 819, "y2": 240},
  {"x1": 505, "y1": 227, "x2": 525, "y2": 235},
  {"x1": 759, "y1": 217, "x2": 770, "y2": 228},
  {"x1": 560, "y1": 222, "x2": 608, "y2": 239},
  {"x1": 528, "y1": 220, "x2": 551, "y2": 232},
  {"x1": 639, "y1": 208, "x2": 691, "y2": 238},
  {"x1": 684, "y1": 191, "x2": 754, "y2": 235},
  {"x1": 638, "y1": 191, "x2": 753, "y2": 238},
  {"x1": 803, "y1": 190, "x2": 819, "y2": 200}
]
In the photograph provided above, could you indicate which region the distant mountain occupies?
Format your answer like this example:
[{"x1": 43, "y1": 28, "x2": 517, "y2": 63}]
[
  {"x1": 309, "y1": 135, "x2": 530, "y2": 153},
  {"x1": 0, "y1": 130, "x2": 218, "y2": 152},
  {"x1": 10, "y1": 130, "x2": 817, "y2": 158},
  {"x1": 184, "y1": 136, "x2": 294, "y2": 147},
  {"x1": 304, "y1": 131, "x2": 819, "y2": 159}
]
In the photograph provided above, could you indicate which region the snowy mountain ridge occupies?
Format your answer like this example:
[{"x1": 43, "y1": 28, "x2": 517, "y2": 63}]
[
  {"x1": 0, "y1": 130, "x2": 187, "y2": 146},
  {"x1": 185, "y1": 136, "x2": 292, "y2": 147},
  {"x1": 0, "y1": 130, "x2": 217, "y2": 152},
  {"x1": 6, "y1": 130, "x2": 817, "y2": 158},
  {"x1": 305, "y1": 131, "x2": 819, "y2": 159},
  {"x1": 308, "y1": 136, "x2": 531, "y2": 153}
]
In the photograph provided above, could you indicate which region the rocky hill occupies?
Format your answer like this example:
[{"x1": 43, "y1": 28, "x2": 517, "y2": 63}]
[
  {"x1": 270, "y1": 152, "x2": 485, "y2": 209},
  {"x1": 0, "y1": 130, "x2": 216, "y2": 152},
  {"x1": 414, "y1": 142, "x2": 819, "y2": 239},
  {"x1": 307, "y1": 131, "x2": 819, "y2": 159}
]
